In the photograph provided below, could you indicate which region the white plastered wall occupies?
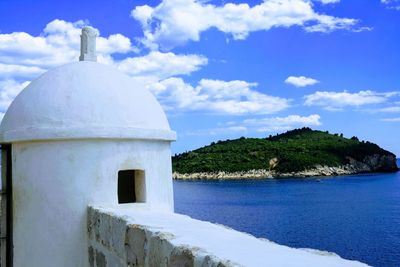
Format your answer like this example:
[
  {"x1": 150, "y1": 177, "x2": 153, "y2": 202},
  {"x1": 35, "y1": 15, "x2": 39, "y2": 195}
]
[{"x1": 11, "y1": 139, "x2": 173, "y2": 267}]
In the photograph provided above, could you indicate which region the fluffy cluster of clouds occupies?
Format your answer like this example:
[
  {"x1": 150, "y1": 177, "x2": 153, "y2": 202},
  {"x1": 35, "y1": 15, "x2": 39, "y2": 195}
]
[
  {"x1": 381, "y1": 0, "x2": 400, "y2": 10},
  {"x1": 0, "y1": 19, "x2": 135, "y2": 118},
  {"x1": 1, "y1": 1, "x2": 396, "y2": 133},
  {"x1": 148, "y1": 78, "x2": 290, "y2": 115},
  {"x1": 241, "y1": 114, "x2": 321, "y2": 132},
  {"x1": 0, "y1": 80, "x2": 30, "y2": 120},
  {"x1": 0, "y1": 19, "x2": 293, "y2": 120},
  {"x1": 0, "y1": 19, "x2": 210, "y2": 82},
  {"x1": 317, "y1": 0, "x2": 340, "y2": 4},
  {"x1": 376, "y1": 105, "x2": 400, "y2": 113},
  {"x1": 184, "y1": 114, "x2": 321, "y2": 136},
  {"x1": 381, "y1": 117, "x2": 400, "y2": 122},
  {"x1": 285, "y1": 76, "x2": 319, "y2": 87},
  {"x1": 304, "y1": 90, "x2": 399, "y2": 111},
  {"x1": 132, "y1": 0, "x2": 365, "y2": 50},
  {"x1": 375, "y1": 101, "x2": 400, "y2": 122},
  {"x1": 0, "y1": 20, "x2": 133, "y2": 70},
  {"x1": 117, "y1": 51, "x2": 207, "y2": 81}
]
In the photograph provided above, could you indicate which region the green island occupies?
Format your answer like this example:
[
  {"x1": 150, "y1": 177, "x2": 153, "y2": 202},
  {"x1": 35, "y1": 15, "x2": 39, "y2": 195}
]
[{"x1": 172, "y1": 128, "x2": 398, "y2": 179}]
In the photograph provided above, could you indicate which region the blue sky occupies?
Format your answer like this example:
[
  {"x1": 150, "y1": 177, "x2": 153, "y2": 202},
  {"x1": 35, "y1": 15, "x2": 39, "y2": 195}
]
[{"x1": 0, "y1": 0, "x2": 399, "y2": 155}]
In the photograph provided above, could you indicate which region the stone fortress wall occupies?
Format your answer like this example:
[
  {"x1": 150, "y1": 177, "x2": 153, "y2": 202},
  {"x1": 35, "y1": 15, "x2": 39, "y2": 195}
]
[
  {"x1": 87, "y1": 206, "x2": 368, "y2": 267},
  {"x1": 88, "y1": 207, "x2": 233, "y2": 267}
]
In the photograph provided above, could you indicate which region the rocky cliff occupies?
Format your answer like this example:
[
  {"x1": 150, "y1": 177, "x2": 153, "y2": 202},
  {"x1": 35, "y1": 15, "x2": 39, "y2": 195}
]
[{"x1": 173, "y1": 154, "x2": 398, "y2": 180}]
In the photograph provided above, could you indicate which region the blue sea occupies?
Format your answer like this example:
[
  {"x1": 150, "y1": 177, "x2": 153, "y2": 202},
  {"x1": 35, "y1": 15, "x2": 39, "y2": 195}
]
[{"x1": 174, "y1": 160, "x2": 400, "y2": 267}]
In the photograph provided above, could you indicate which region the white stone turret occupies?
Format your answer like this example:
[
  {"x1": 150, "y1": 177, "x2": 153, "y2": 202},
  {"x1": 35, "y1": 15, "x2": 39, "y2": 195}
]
[
  {"x1": 0, "y1": 26, "x2": 176, "y2": 267},
  {"x1": 79, "y1": 26, "x2": 98, "y2": 62}
]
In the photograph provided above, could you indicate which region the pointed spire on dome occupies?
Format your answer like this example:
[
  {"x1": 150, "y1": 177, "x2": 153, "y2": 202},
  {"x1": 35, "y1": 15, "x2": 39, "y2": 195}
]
[{"x1": 79, "y1": 26, "x2": 98, "y2": 62}]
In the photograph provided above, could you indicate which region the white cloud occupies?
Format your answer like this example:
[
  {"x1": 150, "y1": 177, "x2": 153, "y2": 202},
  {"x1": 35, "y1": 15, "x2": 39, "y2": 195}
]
[
  {"x1": 0, "y1": 19, "x2": 293, "y2": 119},
  {"x1": 304, "y1": 90, "x2": 399, "y2": 110},
  {"x1": 285, "y1": 76, "x2": 319, "y2": 87},
  {"x1": 182, "y1": 126, "x2": 248, "y2": 136},
  {"x1": 0, "y1": 19, "x2": 207, "y2": 81},
  {"x1": 116, "y1": 51, "x2": 207, "y2": 81},
  {"x1": 376, "y1": 106, "x2": 400, "y2": 113},
  {"x1": 0, "y1": 19, "x2": 212, "y2": 116},
  {"x1": 242, "y1": 114, "x2": 321, "y2": 131},
  {"x1": 0, "y1": 63, "x2": 45, "y2": 79},
  {"x1": 316, "y1": 0, "x2": 340, "y2": 4},
  {"x1": 381, "y1": 0, "x2": 400, "y2": 10},
  {"x1": 132, "y1": 0, "x2": 365, "y2": 50},
  {"x1": 0, "y1": 19, "x2": 135, "y2": 69},
  {"x1": 0, "y1": 20, "x2": 133, "y2": 115},
  {"x1": 184, "y1": 114, "x2": 321, "y2": 136},
  {"x1": 148, "y1": 78, "x2": 290, "y2": 115},
  {"x1": 381, "y1": 117, "x2": 400, "y2": 122},
  {"x1": 0, "y1": 80, "x2": 30, "y2": 110}
]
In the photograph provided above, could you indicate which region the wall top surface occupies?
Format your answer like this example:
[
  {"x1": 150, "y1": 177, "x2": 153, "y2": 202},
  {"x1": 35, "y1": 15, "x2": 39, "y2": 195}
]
[{"x1": 91, "y1": 205, "x2": 369, "y2": 267}]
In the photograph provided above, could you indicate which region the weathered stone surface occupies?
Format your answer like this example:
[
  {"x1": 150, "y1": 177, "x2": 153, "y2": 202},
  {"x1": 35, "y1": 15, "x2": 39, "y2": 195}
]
[
  {"x1": 0, "y1": 193, "x2": 6, "y2": 239},
  {"x1": 147, "y1": 231, "x2": 174, "y2": 267},
  {"x1": 125, "y1": 225, "x2": 147, "y2": 266},
  {"x1": 100, "y1": 213, "x2": 113, "y2": 248},
  {"x1": 87, "y1": 207, "x2": 240, "y2": 267},
  {"x1": 169, "y1": 246, "x2": 195, "y2": 267},
  {"x1": 0, "y1": 194, "x2": 6, "y2": 267},
  {"x1": 110, "y1": 216, "x2": 127, "y2": 259},
  {"x1": 88, "y1": 206, "x2": 97, "y2": 240},
  {"x1": 87, "y1": 206, "x2": 368, "y2": 267},
  {"x1": 95, "y1": 250, "x2": 107, "y2": 267},
  {"x1": 0, "y1": 239, "x2": 6, "y2": 267},
  {"x1": 88, "y1": 246, "x2": 95, "y2": 267},
  {"x1": 106, "y1": 251, "x2": 125, "y2": 267}
]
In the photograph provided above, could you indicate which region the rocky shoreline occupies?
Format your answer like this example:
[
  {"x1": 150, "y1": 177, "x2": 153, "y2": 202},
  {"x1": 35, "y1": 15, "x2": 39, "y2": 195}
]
[{"x1": 173, "y1": 154, "x2": 399, "y2": 180}]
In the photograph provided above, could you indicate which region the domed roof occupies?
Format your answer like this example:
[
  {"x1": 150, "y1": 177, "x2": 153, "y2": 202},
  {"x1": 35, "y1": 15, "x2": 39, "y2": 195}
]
[{"x1": 0, "y1": 61, "x2": 176, "y2": 143}]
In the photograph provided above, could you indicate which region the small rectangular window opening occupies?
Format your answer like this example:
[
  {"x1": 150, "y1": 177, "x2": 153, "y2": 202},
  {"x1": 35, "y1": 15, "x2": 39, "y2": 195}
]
[{"x1": 118, "y1": 170, "x2": 146, "y2": 204}]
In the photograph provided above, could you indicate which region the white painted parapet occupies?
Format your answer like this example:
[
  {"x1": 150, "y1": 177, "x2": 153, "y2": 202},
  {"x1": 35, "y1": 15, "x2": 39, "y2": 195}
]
[{"x1": 88, "y1": 206, "x2": 369, "y2": 267}]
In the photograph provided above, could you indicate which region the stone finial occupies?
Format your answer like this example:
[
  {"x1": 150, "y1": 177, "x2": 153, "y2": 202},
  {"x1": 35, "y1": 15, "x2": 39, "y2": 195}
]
[{"x1": 79, "y1": 26, "x2": 98, "y2": 62}]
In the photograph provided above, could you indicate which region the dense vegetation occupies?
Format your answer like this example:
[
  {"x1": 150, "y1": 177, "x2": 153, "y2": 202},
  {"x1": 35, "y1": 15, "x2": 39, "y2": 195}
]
[{"x1": 172, "y1": 128, "x2": 395, "y2": 173}]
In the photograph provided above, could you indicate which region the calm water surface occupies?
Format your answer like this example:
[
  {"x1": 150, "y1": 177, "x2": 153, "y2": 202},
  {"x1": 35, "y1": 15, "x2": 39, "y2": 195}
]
[{"x1": 174, "y1": 161, "x2": 400, "y2": 267}]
